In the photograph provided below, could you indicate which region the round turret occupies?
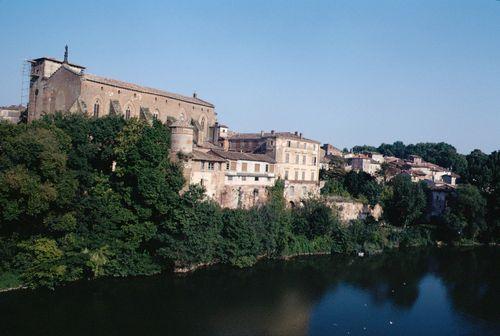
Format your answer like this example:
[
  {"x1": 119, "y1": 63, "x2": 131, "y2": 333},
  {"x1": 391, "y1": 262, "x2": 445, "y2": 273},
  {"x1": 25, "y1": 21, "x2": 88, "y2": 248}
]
[{"x1": 170, "y1": 120, "x2": 193, "y2": 155}]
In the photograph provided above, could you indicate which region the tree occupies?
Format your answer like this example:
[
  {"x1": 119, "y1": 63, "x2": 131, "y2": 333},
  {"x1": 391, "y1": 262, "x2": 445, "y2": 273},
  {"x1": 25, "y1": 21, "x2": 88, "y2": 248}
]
[
  {"x1": 291, "y1": 199, "x2": 338, "y2": 239},
  {"x1": 465, "y1": 150, "x2": 492, "y2": 192},
  {"x1": 343, "y1": 171, "x2": 382, "y2": 206},
  {"x1": 443, "y1": 184, "x2": 486, "y2": 240},
  {"x1": 352, "y1": 145, "x2": 378, "y2": 154},
  {"x1": 485, "y1": 151, "x2": 500, "y2": 241},
  {"x1": 220, "y1": 208, "x2": 259, "y2": 267},
  {"x1": 378, "y1": 141, "x2": 407, "y2": 158},
  {"x1": 384, "y1": 174, "x2": 426, "y2": 227}
]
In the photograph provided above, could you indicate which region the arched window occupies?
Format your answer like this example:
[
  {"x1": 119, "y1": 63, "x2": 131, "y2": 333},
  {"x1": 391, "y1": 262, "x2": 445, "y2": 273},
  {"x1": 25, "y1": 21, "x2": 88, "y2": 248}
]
[
  {"x1": 125, "y1": 106, "x2": 131, "y2": 120},
  {"x1": 93, "y1": 100, "x2": 100, "y2": 118},
  {"x1": 201, "y1": 117, "x2": 206, "y2": 131},
  {"x1": 153, "y1": 109, "x2": 159, "y2": 120}
]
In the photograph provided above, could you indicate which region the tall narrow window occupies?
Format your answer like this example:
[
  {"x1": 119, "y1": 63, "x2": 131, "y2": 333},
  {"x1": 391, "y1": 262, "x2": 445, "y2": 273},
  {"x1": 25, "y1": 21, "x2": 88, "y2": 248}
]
[
  {"x1": 125, "y1": 107, "x2": 131, "y2": 120},
  {"x1": 153, "y1": 109, "x2": 159, "y2": 120},
  {"x1": 285, "y1": 153, "x2": 290, "y2": 163},
  {"x1": 93, "y1": 100, "x2": 100, "y2": 118},
  {"x1": 201, "y1": 117, "x2": 206, "y2": 131},
  {"x1": 295, "y1": 171, "x2": 299, "y2": 180},
  {"x1": 295, "y1": 155, "x2": 299, "y2": 164},
  {"x1": 285, "y1": 170, "x2": 289, "y2": 180}
]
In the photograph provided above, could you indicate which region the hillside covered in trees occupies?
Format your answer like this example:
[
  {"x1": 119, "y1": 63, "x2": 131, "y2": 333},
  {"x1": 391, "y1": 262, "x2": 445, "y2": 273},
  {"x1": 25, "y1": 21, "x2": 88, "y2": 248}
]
[{"x1": 0, "y1": 115, "x2": 498, "y2": 290}]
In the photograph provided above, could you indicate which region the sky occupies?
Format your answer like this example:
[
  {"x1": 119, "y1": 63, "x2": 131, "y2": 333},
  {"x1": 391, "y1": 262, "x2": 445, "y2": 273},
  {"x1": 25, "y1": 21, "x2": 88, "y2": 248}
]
[{"x1": 0, "y1": 0, "x2": 499, "y2": 154}]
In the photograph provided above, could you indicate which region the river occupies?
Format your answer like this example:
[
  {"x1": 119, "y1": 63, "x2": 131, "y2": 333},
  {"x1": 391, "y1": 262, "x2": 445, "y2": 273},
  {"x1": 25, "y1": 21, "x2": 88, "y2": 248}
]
[{"x1": 1, "y1": 247, "x2": 499, "y2": 335}]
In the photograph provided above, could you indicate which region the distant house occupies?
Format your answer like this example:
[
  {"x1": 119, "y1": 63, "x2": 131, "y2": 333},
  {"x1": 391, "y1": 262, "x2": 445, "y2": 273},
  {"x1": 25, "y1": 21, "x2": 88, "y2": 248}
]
[
  {"x1": 0, "y1": 105, "x2": 24, "y2": 123},
  {"x1": 322, "y1": 143, "x2": 343, "y2": 157},
  {"x1": 428, "y1": 184, "x2": 456, "y2": 217},
  {"x1": 210, "y1": 149, "x2": 276, "y2": 208},
  {"x1": 347, "y1": 154, "x2": 381, "y2": 176},
  {"x1": 383, "y1": 155, "x2": 458, "y2": 187},
  {"x1": 226, "y1": 130, "x2": 321, "y2": 206}
]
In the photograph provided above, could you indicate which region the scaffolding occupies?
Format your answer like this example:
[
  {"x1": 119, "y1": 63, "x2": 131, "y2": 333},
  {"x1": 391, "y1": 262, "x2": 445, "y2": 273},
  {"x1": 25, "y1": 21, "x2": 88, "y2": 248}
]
[{"x1": 20, "y1": 60, "x2": 30, "y2": 108}]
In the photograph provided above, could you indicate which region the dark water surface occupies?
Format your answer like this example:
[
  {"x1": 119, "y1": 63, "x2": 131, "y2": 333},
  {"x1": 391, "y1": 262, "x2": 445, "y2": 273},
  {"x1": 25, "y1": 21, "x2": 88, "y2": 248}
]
[{"x1": 1, "y1": 247, "x2": 499, "y2": 336}]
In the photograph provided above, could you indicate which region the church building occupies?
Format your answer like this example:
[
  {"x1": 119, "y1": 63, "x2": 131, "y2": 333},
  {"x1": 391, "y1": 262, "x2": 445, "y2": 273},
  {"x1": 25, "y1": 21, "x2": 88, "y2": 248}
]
[{"x1": 27, "y1": 47, "x2": 216, "y2": 144}]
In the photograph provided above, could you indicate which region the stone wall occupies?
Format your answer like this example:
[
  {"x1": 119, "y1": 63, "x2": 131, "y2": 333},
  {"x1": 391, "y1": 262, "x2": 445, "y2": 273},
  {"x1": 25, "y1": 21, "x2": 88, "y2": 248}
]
[
  {"x1": 323, "y1": 196, "x2": 382, "y2": 222},
  {"x1": 220, "y1": 185, "x2": 270, "y2": 209}
]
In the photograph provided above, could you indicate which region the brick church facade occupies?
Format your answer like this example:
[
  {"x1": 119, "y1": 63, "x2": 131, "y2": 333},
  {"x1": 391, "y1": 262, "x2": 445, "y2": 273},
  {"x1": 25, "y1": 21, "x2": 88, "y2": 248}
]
[{"x1": 27, "y1": 47, "x2": 216, "y2": 144}]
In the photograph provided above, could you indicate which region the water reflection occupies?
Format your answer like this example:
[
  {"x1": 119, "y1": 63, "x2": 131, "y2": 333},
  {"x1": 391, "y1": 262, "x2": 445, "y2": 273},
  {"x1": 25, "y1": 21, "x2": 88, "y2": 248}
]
[{"x1": 0, "y1": 248, "x2": 499, "y2": 335}]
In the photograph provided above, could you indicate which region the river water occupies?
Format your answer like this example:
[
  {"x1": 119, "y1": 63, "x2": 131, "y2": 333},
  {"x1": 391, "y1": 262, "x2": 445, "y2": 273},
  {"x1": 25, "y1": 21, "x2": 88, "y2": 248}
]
[{"x1": 1, "y1": 247, "x2": 499, "y2": 335}]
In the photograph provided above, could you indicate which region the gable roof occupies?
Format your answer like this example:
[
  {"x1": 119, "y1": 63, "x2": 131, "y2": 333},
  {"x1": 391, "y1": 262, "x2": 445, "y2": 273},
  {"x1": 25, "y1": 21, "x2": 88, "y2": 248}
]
[
  {"x1": 228, "y1": 131, "x2": 320, "y2": 144},
  {"x1": 82, "y1": 73, "x2": 214, "y2": 107},
  {"x1": 210, "y1": 149, "x2": 276, "y2": 163},
  {"x1": 192, "y1": 149, "x2": 226, "y2": 162}
]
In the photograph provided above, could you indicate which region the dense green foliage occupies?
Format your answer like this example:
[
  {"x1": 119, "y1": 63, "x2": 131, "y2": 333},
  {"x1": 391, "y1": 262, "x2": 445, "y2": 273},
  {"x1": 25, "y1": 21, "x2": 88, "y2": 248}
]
[
  {"x1": 375, "y1": 141, "x2": 467, "y2": 176},
  {"x1": 0, "y1": 115, "x2": 337, "y2": 289},
  {"x1": 322, "y1": 142, "x2": 499, "y2": 243},
  {"x1": 0, "y1": 115, "x2": 498, "y2": 290},
  {"x1": 382, "y1": 175, "x2": 427, "y2": 228},
  {"x1": 321, "y1": 163, "x2": 382, "y2": 206}
]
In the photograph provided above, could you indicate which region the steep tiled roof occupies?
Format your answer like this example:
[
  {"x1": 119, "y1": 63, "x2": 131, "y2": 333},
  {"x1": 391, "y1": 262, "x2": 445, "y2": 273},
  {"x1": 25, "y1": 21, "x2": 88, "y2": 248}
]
[
  {"x1": 192, "y1": 150, "x2": 226, "y2": 162},
  {"x1": 83, "y1": 73, "x2": 214, "y2": 108},
  {"x1": 210, "y1": 149, "x2": 276, "y2": 163},
  {"x1": 229, "y1": 131, "x2": 319, "y2": 144}
]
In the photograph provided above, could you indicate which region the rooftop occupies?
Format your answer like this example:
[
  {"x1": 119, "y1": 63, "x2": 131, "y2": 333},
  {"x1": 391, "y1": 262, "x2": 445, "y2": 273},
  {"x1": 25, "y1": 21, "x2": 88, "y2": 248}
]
[
  {"x1": 30, "y1": 57, "x2": 86, "y2": 69},
  {"x1": 229, "y1": 131, "x2": 320, "y2": 144},
  {"x1": 210, "y1": 149, "x2": 276, "y2": 163},
  {"x1": 35, "y1": 56, "x2": 215, "y2": 108},
  {"x1": 192, "y1": 150, "x2": 226, "y2": 162},
  {"x1": 83, "y1": 73, "x2": 214, "y2": 108}
]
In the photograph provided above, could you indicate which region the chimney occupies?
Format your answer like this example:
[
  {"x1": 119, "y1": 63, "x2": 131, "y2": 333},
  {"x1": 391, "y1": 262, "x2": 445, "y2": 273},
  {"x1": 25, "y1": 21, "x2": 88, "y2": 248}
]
[
  {"x1": 294, "y1": 131, "x2": 298, "y2": 136},
  {"x1": 193, "y1": 92, "x2": 197, "y2": 98},
  {"x1": 223, "y1": 138, "x2": 229, "y2": 151},
  {"x1": 299, "y1": 133, "x2": 302, "y2": 138},
  {"x1": 271, "y1": 130, "x2": 275, "y2": 135},
  {"x1": 260, "y1": 130, "x2": 264, "y2": 137}
]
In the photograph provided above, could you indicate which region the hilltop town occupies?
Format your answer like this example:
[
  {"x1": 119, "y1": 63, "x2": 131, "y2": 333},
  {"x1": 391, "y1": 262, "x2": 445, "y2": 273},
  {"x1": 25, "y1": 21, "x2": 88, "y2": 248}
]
[
  {"x1": 0, "y1": 49, "x2": 461, "y2": 220},
  {"x1": 0, "y1": 48, "x2": 498, "y2": 293}
]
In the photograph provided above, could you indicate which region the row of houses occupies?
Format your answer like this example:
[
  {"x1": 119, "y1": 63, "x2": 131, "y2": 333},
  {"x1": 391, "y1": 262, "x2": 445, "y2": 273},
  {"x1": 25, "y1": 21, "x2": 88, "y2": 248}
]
[
  {"x1": 319, "y1": 146, "x2": 460, "y2": 217},
  {"x1": 171, "y1": 121, "x2": 321, "y2": 208}
]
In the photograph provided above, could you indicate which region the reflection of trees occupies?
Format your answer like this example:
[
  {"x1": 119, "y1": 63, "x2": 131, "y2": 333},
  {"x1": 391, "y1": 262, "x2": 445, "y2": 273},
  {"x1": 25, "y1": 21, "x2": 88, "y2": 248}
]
[
  {"x1": 1, "y1": 248, "x2": 498, "y2": 335},
  {"x1": 432, "y1": 247, "x2": 500, "y2": 322},
  {"x1": 337, "y1": 248, "x2": 432, "y2": 309}
]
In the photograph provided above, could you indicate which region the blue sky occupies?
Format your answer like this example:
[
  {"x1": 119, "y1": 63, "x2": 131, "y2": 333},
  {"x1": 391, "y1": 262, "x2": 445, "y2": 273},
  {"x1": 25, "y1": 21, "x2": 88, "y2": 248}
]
[{"x1": 1, "y1": 0, "x2": 499, "y2": 153}]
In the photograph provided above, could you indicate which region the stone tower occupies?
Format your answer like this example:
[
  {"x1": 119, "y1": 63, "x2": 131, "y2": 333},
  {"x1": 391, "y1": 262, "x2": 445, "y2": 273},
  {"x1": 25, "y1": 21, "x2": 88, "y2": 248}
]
[{"x1": 170, "y1": 119, "x2": 194, "y2": 157}]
